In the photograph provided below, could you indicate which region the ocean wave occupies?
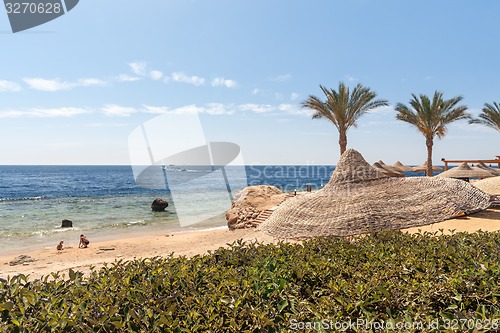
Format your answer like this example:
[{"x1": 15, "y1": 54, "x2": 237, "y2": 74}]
[
  {"x1": 0, "y1": 196, "x2": 46, "y2": 202},
  {"x1": 52, "y1": 227, "x2": 80, "y2": 232},
  {"x1": 170, "y1": 169, "x2": 212, "y2": 173},
  {"x1": 126, "y1": 220, "x2": 145, "y2": 225}
]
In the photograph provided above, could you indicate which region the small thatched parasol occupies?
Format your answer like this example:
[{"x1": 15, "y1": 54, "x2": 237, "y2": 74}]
[
  {"x1": 472, "y1": 176, "x2": 500, "y2": 195},
  {"x1": 373, "y1": 162, "x2": 404, "y2": 177},
  {"x1": 437, "y1": 162, "x2": 495, "y2": 180},
  {"x1": 392, "y1": 161, "x2": 413, "y2": 172},
  {"x1": 259, "y1": 149, "x2": 490, "y2": 239},
  {"x1": 411, "y1": 162, "x2": 443, "y2": 172},
  {"x1": 476, "y1": 162, "x2": 500, "y2": 176}
]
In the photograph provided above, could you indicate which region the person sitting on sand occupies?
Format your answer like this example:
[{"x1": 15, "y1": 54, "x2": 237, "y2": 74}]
[
  {"x1": 56, "y1": 241, "x2": 64, "y2": 251},
  {"x1": 79, "y1": 234, "x2": 90, "y2": 248}
]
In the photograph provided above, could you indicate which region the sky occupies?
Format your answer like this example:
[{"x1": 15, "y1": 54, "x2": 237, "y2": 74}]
[{"x1": 0, "y1": 0, "x2": 499, "y2": 166}]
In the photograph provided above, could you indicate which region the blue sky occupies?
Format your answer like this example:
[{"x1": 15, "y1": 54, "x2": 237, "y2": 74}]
[{"x1": 0, "y1": 0, "x2": 499, "y2": 165}]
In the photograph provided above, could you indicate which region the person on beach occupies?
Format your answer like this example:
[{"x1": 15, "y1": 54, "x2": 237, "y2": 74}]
[
  {"x1": 79, "y1": 234, "x2": 90, "y2": 248},
  {"x1": 56, "y1": 241, "x2": 64, "y2": 251}
]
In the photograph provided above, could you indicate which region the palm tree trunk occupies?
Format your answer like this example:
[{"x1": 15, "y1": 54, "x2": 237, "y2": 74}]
[
  {"x1": 339, "y1": 130, "x2": 347, "y2": 155},
  {"x1": 426, "y1": 137, "x2": 433, "y2": 177}
]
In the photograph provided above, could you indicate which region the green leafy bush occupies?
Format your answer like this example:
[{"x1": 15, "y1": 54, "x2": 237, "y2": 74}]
[{"x1": 1, "y1": 230, "x2": 499, "y2": 332}]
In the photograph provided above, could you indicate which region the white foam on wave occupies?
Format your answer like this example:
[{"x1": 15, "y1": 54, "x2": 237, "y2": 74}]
[
  {"x1": 0, "y1": 196, "x2": 45, "y2": 202},
  {"x1": 126, "y1": 220, "x2": 145, "y2": 225}
]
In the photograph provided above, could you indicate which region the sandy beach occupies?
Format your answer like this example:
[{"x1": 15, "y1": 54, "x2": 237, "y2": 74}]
[
  {"x1": 0, "y1": 228, "x2": 279, "y2": 280},
  {"x1": 1, "y1": 207, "x2": 499, "y2": 281}
]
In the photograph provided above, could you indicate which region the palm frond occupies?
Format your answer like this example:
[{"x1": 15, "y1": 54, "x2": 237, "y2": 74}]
[
  {"x1": 469, "y1": 102, "x2": 500, "y2": 131},
  {"x1": 302, "y1": 82, "x2": 388, "y2": 154},
  {"x1": 395, "y1": 91, "x2": 469, "y2": 140}
]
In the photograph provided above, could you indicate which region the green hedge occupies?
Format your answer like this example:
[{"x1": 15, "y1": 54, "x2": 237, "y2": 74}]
[{"x1": 1, "y1": 230, "x2": 499, "y2": 332}]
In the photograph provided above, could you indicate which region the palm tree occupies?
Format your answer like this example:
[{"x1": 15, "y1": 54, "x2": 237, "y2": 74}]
[
  {"x1": 302, "y1": 82, "x2": 388, "y2": 155},
  {"x1": 469, "y1": 102, "x2": 500, "y2": 131},
  {"x1": 395, "y1": 91, "x2": 471, "y2": 176}
]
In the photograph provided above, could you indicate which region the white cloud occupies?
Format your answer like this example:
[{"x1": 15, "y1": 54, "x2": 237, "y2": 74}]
[
  {"x1": 269, "y1": 73, "x2": 292, "y2": 82},
  {"x1": 126, "y1": 62, "x2": 163, "y2": 81},
  {"x1": 78, "y1": 78, "x2": 107, "y2": 87},
  {"x1": 142, "y1": 105, "x2": 170, "y2": 114},
  {"x1": 118, "y1": 74, "x2": 142, "y2": 82},
  {"x1": 205, "y1": 103, "x2": 235, "y2": 115},
  {"x1": 0, "y1": 80, "x2": 21, "y2": 92},
  {"x1": 169, "y1": 72, "x2": 205, "y2": 86},
  {"x1": 129, "y1": 62, "x2": 147, "y2": 76},
  {"x1": 84, "y1": 123, "x2": 128, "y2": 128},
  {"x1": 211, "y1": 77, "x2": 237, "y2": 88},
  {"x1": 143, "y1": 103, "x2": 234, "y2": 115},
  {"x1": 149, "y1": 70, "x2": 164, "y2": 80},
  {"x1": 172, "y1": 104, "x2": 205, "y2": 114},
  {"x1": 366, "y1": 105, "x2": 394, "y2": 115},
  {"x1": 239, "y1": 104, "x2": 275, "y2": 113},
  {"x1": 23, "y1": 77, "x2": 107, "y2": 91},
  {"x1": 0, "y1": 110, "x2": 23, "y2": 118},
  {"x1": 450, "y1": 120, "x2": 497, "y2": 134},
  {"x1": 278, "y1": 104, "x2": 312, "y2": 117},
  {"x1": 23, "y1": 78, "x2": 74, "y2": 91},
  {"x1": 290, "y1": 92, "x2": 300, "y2": 101},
  {"x1": 126, "y1": 62, "x2": 236, "y2": 88},
  {"x1": 31, "y1": 107, "x2": 89, "y2": 117},
  {"x1": 0, "y1": 107, "x2": 89, "y2": 118},
  {"x1": 102, "y1": 104, "x2": 136, "y2": 117},
  {"x1": 252, "y1": 88, "x2": 261, "y2": 95}
]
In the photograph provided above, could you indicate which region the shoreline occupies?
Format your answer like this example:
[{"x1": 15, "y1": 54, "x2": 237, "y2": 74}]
[
  {"x1": 1, "y1": 207, "x2": 499, "y2": 281},
  {"x1": 0, "y1": 227, "x2": 279, "y2": 280},
  {"x1": 0, "y1": 214, "x2": 229, "y2": 258}
]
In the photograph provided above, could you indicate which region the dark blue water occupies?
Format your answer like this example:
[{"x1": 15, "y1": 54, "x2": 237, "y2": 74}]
[
  {"x1": 0, "y1": 165, "x2": 337, "y2": 201},
  {"x1": 0, "y1": 165, "x2": 163, "y2": 201},
  {"x1": 246, "y1": 165, "x2": 335, "y2": 192}
]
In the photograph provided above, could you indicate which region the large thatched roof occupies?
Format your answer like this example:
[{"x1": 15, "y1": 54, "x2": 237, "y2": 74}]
[
  {"x1": 437, "y1": 162, "x2": 495, "y2": 180},
  {"x1": 392, "y1": 161, "x2": 413, "y2": 172},
  {"x1": 472, "y1": 176, "x2": 500, "y2": 195},
  {"x1": 259, "y1": 149, "x2": 490, "y2": 238},
  {"x1": 372, "y1": 162, "x2": 404, "y2": 177},
  {"x1": 476, "y1": 162, "x2": 500, "y2": 176}
]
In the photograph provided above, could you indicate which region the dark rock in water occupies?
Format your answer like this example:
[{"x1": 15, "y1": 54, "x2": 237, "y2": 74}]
[
  {"x1": 61, "y1": 219, "x2": 73, "y2": 228},
  {"x1": 151, "y1": 198, "x2": 169, "y2": 212}
]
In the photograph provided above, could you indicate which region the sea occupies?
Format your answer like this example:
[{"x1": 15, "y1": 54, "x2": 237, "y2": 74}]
[{"x1": 0, "y1": 165, "x2": 336, "y2": 255}]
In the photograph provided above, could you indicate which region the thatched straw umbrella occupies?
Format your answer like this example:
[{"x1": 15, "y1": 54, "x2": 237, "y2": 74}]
[
  {"x1": 437, "y1": 162, "x2": 495, "y2": 181},
  {"x1": 392, "y1": 161, "x2": 413, "y2": 172},
  {"x1": 372, "y1": 162, "x2": 404, "y2": 177},
  {"x1": 411, "y1": 162, "x2": 443, "y2": 173},
  {"x1": 471, "y1": 176, "x2": 500, "y2": 196},
  {"x1": 476, "y1": 162, "x2": 500, "y2": 176},
  {"x1": 259, "y1": 149, "x2": 490, "y2": 238}
]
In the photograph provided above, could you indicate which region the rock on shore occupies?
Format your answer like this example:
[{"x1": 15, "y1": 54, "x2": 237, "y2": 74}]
[
  {"x1": 61, "y1": 219, "x2": 73, "y2": 228},
  {"x1": 226, "y1": 185, "x2": 286, "y2": 229}
]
